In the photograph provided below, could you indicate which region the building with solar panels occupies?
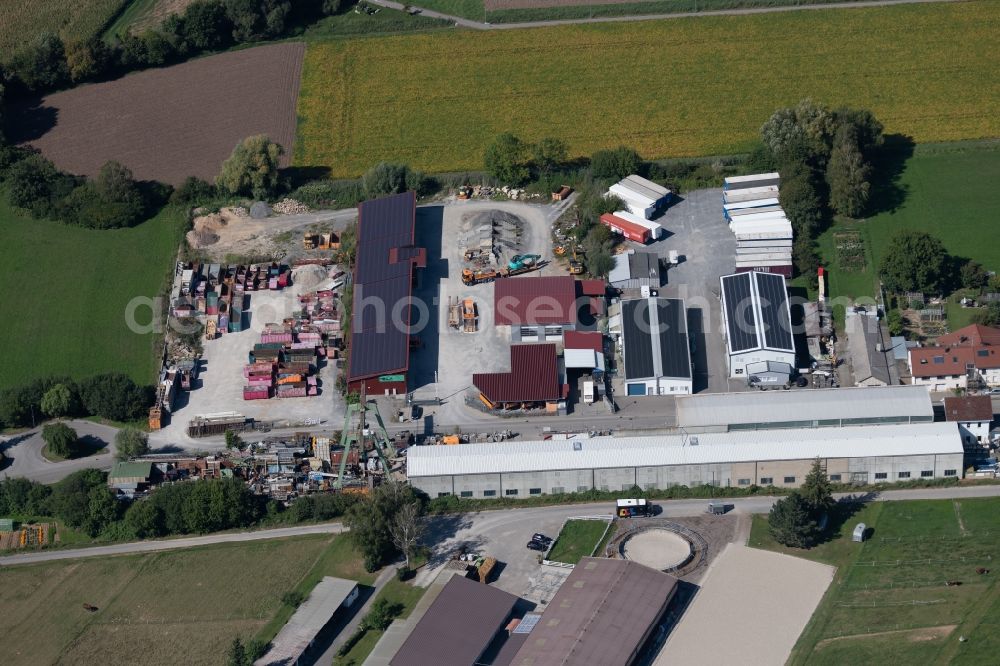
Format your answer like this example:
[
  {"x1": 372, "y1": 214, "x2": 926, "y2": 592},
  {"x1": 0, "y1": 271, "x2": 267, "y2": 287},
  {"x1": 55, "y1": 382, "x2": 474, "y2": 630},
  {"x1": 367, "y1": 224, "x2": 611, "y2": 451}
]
[
  {"x1": 346, "y1": 192, "x2": 425, "y2": 395},
  {"x1": 720, "y1": 271, "x2": 796, "y2": 378},
  {"x1": 612, "y1": 297, "x2": 692, "y2": 395}
]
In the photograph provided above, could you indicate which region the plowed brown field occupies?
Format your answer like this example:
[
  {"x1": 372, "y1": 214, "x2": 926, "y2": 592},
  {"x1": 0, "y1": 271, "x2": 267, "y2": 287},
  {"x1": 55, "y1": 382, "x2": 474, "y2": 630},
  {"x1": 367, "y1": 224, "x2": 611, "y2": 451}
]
[{"x1": 12, "y1": 42, "x2": 305, "y2": 185}]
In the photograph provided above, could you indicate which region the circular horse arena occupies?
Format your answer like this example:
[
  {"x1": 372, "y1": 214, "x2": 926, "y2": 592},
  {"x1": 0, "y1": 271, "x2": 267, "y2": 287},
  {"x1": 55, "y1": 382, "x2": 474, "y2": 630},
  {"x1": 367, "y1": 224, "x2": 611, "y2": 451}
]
[{"x1": 621, "y1": 529, "x2": 693, "y2": 571}]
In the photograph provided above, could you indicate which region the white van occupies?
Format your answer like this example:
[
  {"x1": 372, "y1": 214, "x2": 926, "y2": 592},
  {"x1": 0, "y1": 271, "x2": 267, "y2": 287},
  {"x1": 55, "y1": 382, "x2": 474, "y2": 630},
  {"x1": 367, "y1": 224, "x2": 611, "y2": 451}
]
[{"x1": 583, "y1": 381, "x2": 595, "y2": 404}]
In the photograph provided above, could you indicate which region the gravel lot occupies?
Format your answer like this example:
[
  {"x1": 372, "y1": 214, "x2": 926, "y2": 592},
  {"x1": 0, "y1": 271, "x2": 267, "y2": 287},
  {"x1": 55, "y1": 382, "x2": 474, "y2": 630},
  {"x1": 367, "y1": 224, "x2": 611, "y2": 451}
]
[
  {"x1": 151, "y1": 284, "x2": 344, "y2": 448},
  {"x1": 657, "y1": 543, "x2": 834, "y2": 665}
]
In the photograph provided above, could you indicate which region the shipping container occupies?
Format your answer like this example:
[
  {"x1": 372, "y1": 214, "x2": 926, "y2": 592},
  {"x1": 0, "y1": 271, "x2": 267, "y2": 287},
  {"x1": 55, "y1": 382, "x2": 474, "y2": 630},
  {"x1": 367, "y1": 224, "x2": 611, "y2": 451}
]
[
  {"x1": 261, "y1": 333, "x2": 293, "y2": 344},
  {"x1": 268, "y1": 277, "x2": 279, "y2": 290},
  {"x1": 600, "y1": 212, "x2": 652, "y2": 244},
  {"x1": 243, "y1": 386, "x2": 269, "y2": 400},
  {"x1": 723, "y1": 172, "x2": 781, "y2": 191}
]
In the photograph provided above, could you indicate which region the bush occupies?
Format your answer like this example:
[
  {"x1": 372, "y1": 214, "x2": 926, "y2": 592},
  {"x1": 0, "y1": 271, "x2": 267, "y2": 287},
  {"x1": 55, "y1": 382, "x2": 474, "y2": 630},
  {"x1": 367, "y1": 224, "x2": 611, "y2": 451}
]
[
  {"x1": 589, "y1": 146, "x2": 642, "y2": 181},
  {"x1": 115, "y1": 427, "x2": 150, "y2": 460},
  {"x1": 5, "y1": 154, "x2": 79, "y2": 218},
  {"x1": 170, "y1": 176, "x2": 216, "y2": 205},
  {"x1": 281, "y1": 590, "x2": 305, "y2": 608},
  {"x1": 41, "y1": 422, "x2": 81, "y2": 459},
  {"x1": 216, "y1": 134, "x2": 284, "y2": 199},
  {"x1": 362, "y1": 598, "x2": 401, "y2": 631},
  {"x1": 78, "y1": 373, "x2": 153, "y2": 422}
]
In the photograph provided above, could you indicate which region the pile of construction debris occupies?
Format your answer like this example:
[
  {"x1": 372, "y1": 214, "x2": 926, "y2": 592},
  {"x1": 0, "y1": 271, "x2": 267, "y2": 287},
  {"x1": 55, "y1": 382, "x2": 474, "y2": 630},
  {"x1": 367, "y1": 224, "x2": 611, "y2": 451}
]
[{"x1": 273, "y1": 198, "x2": 309, "y2": 215}]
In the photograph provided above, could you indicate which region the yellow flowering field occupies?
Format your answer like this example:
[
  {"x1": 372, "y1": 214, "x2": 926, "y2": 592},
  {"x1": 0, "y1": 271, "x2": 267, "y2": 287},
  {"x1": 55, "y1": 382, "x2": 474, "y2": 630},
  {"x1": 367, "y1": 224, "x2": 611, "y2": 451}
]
[{"x1": 296, "y1": 1, "x2": 999, "y2": 176}]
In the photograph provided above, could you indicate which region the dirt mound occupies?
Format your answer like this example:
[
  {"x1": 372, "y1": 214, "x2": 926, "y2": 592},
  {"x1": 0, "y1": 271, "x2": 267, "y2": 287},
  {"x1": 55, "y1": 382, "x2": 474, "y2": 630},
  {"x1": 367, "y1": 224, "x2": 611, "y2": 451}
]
[{"x1": 292, "y1": 265, "x2": 328, "y2": 290}]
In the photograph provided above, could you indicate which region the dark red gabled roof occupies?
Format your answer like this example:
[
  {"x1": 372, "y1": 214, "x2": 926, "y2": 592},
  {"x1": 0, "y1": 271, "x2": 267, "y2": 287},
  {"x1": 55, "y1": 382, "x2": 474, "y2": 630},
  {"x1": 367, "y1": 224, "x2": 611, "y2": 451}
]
[
  {"x1": 938, "y1": 324, "x2": 1000, "y2": 347},
  {"x1": 943, "y1": 395, "x2": 993, "y2": 422},
  {"x1": 494, "y1": 276, "x2": 577, "y2": 326},
  {"x1": 473, "y1": 344, "x2": 560, "y2": 403}
]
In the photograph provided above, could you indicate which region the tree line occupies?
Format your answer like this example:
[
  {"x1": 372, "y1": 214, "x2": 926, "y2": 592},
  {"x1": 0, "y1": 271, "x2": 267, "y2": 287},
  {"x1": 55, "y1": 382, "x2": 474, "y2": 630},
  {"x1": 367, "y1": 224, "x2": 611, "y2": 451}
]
[
  {"x1": 0, "y1": 1, "x2": 345, "y2": 98},
  {"x1": 0, "y1": 373, "x2": 153, "y2": 430}
]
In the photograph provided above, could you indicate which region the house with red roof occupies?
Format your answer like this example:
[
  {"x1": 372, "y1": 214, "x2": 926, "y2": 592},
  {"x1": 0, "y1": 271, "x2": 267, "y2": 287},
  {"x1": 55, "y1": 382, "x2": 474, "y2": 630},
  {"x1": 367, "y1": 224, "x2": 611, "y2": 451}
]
[
  {"x1": 472, "y1": 344, "x2": 566, "y2": 412},
  {"x1": 493, "y1": 276, "x2": 606, "y2": 343},
  {"x1": 908, "y1": 324, "x2": 1000, "y2": 392}
]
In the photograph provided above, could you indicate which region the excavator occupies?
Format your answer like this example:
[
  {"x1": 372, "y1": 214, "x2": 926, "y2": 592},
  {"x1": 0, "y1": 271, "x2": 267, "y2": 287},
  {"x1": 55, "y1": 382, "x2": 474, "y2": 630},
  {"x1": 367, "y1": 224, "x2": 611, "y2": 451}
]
[
  {"x1": 508, "y1": 254, "x2": 541, "y2": 271},
  {"x1": 567, "y1": 248, "x2": 584, "y2": 275},
  {"x1": 462, "y1": 255, "x2": 547, "y2": 286}
]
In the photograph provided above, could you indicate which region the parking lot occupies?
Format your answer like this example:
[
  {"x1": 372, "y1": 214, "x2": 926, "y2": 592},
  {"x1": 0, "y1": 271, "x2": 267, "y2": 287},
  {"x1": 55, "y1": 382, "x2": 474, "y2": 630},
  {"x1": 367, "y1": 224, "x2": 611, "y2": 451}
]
[{"x1": 151, "y1": 274, "x2": 344, "y2": 448}]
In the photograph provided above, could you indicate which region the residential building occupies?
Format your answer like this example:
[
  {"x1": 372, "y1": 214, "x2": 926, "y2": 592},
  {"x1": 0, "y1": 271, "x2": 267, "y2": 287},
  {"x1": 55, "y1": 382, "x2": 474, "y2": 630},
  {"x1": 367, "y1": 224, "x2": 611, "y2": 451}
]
[
  {"x1": 908, "y1": 324, "x2": 1000, "y2": 391},
  {"x1": 720, "y1": 271, "x2": 795, "y2": 377},
  {"x1": 407, "y1": 422, "x2": 965, "y2": 498},
  {"x1": 943, "y1": 395, "x2": 993, "y2": 446}
]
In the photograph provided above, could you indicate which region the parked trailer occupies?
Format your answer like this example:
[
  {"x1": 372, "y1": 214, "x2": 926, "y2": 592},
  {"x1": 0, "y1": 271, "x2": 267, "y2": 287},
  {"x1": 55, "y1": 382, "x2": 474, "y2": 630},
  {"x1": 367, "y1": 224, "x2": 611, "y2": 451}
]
[
  {"x1": 613, "y1": 210, "x2": 664, "y2": 239},
  {"x1": 736, "y1": 238, "x2": 794, "y2": 249},
  {"x1": 727, "y1": 205, "x2": 784, "y2": 218},
  {"x1": 723, "y1": 172, "x2": 781, "y2": 190},
  {"x1": 723, "y1": 185, "x2": 779, "y2": 204},
  {"x1": 728, "y1": 210, "x2": 789, "y2": 225},
  {"x1": 599, "y1": 212, "x2": 652, "y2": 244},
  {"x1": 186, "y1": 413, "x2": 250, "y2": 437},
  {"x1": 723, "y1": 198, "x2": 780, "y2": 214}
]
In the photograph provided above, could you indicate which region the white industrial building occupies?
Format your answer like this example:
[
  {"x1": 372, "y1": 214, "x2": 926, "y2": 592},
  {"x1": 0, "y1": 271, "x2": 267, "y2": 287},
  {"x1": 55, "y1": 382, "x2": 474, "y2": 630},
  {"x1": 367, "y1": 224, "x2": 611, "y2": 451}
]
[
  {"x1": 407, "y1": 422, "x2": 965, "y2": 498},
  {"x1": 675, "y1": 385, "x2": 934, "y2": 432},
  {"x1": 720, "y1": 271, "x2": 796, "y2": 377},
  {"x1": 608, "y1": 250, "x2": 661, "y2": 289},
  {"x1": 608, "y1": 175, "x2": 672, "y2": 220},
  {"x1": 612, "y1": 209, "x2": 664, "y2": 239},
  {"x1": 723, "y1": 175, "x2": 793, "y2": 276},
  {"x1": 724, "y1": 173, "x2": 781, "y2": 191},
  {"x1": 611, "y1": 297, "x2": 693, "y2": 396}
]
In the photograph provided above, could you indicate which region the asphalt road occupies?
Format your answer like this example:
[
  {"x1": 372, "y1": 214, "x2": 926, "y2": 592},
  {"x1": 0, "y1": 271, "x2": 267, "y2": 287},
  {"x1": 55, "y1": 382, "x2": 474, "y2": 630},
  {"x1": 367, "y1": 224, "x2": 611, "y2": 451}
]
[
  {"x1": 0, "y1": 420, "x2": 120, "y2": 484},
  {"x1": 369, "y1": 0, "x2": 958, "y2": 30},
  {"x1": 0, "y1": 522, "x2": 345, "y2": 567}
]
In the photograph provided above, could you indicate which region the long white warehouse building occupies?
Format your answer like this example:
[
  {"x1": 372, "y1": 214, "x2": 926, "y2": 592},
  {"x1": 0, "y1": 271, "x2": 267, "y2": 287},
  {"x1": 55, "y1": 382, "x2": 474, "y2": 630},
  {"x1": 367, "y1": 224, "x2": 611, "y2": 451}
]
[{"x1": 407, "y1": 422, "x2": 965, "y2": 498}]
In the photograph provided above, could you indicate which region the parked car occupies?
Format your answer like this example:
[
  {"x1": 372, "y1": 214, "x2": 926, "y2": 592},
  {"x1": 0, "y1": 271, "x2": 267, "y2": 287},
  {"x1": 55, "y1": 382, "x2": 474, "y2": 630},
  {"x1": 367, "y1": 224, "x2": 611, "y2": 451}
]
[
  {"x1": 531, "y1": 533, "x2": 553, "y2": 545},
  {"x1": 527, "y1": 540, "x2": 547, "y2": 551}
]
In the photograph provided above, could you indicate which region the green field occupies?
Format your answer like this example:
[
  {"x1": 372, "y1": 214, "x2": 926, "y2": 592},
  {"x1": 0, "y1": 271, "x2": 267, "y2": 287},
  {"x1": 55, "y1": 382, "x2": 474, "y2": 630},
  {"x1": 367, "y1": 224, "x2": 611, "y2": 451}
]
[
  {"x1": 815, "y1": 142, "x2": 1000, "y2": 301},
  {"x1": 0, "y1": 535, "x2": 340, "y2": 665},
  {"x1": 0, "y1": 198, "x2": 185, "y2": 391},
  {"x1": 0, "y1": 0, "x2": 130, "y2": 60},
  {"x1": 750, "y1": 498, "x2": 1000, "y2": 665},
  {"x1": 546, "y1": 519, "x2": 609, "y2": 564},
  {"x1": 296, "y1": 2, "x2": 999, "y2": 177}
]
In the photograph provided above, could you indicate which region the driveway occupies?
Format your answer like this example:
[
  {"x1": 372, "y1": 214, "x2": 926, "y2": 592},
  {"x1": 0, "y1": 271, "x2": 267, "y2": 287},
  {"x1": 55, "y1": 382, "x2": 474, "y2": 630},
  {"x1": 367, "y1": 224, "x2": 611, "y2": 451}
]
[{"x1": 0, "y1": 420, "x2": 120, "y2": 484}]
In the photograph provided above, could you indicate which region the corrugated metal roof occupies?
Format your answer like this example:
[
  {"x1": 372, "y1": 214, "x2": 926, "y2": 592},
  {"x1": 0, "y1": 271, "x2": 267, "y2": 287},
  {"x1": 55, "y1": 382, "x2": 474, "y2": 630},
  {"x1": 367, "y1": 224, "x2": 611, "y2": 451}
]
[
  {"x1": 348, "y1": 192, "x2": 418, "y2": 381},
  {"x1": 494, "y1": 276, "x2": 577, "y2": 326},
  {"x1": 676, "y1": 385, "x2": 933, "y2": 427},
  {"x1": 407, "y1": 422, "x2": 961, "y2": 477},
  {"x1": 391, "y1": 576, "x2": 517, "y2": 666},
  {"x1": 510, "y1": 558, "x2": 677, "y2": 666},
  {"x1": 473, "y1": 344, "x2": 560, "y2": 403},
  {"x1": 109, "y1": 461, "x2": 153, "y2": 480},
  {"x1": 256, "y1": 577, "x2": 358, "y2": 666},
  {"x1": 565, "y1": 348, "x2": 598, "y2": 368}
]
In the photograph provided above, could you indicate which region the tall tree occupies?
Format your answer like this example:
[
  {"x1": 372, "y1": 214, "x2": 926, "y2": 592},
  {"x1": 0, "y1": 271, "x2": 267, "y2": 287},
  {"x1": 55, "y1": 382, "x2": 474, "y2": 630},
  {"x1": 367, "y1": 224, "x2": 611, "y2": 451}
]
[
  {"x1": 589, "y1": 146, "x2": 642, "y2": 181},
  {"x1": 532, "y1": 137, "x2": 568, "y2": 178},
  {"x1": 216, "y1": 134, "x2": 284, "y2": 199},
  {"x1": 768, "y1": 492, "x2": 820, "y2": 549},
  {"x1": 799, "y1": 459, "x2": 835, "y2": 516},
  {"x1": 879, "y1": 231, "x2": 950, "y2": 295},
  {"x1": 388, "y1": 501, "x2": 426, "y2": 570},
  {"x1": 483, "y1": 133, "x2": 530, "y2": 186},
  {"x1": 11, "y1": 33, "x2": 69, "y2": 91},
  {"x1": 40, "y1": 383, "x2": 77, "y2": 418},
  {"x1": 826, "y1": 130, "x2": 871, "y2": 218},
  {"x1": 779, "y1": 166, "x2": 822, "y2": 238},
  {"x1": 64, "y1": 38, "x2": 112, "y2": 83}
]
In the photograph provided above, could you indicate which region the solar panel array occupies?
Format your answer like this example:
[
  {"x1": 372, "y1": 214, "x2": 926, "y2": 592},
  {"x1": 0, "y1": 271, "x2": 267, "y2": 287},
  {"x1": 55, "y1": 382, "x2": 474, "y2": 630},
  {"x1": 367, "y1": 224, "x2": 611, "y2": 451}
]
[
  {"x1": 656, "y1": 299, "x2": 691, "y2": 379},
  {"x1": 755, "y1": 271, "x2": 794, "y2": 352},
  {"x1": 721, "y1": 273, "x2": 759, "y2": 353}
]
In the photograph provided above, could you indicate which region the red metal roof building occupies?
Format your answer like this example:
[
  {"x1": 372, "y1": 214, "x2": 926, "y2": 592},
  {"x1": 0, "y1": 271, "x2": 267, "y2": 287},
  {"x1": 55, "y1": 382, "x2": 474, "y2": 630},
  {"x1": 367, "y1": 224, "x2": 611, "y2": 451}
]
[
  {"x1": 600, "y1": 212, "x2": 652, "y2": 244},
  {"x1": 473, "y1": 344, "x2": 563, "y2": 409},
  {"x1": 564, "y1": 330, "x2": 604, "y2": 353},
  {"x1": 494, "y1": 276, "x2": 578, "y2": 326}
]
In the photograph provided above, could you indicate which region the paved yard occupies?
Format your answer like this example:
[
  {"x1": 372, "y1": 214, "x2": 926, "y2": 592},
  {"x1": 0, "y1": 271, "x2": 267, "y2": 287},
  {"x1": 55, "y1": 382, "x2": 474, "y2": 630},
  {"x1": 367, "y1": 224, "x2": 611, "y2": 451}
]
[
  {"x1": 648, "y1": 188, "x2": 740, "y2": 393},
  {"x1": 657, "y1": 543, "x2": 834, "y2": 665}
]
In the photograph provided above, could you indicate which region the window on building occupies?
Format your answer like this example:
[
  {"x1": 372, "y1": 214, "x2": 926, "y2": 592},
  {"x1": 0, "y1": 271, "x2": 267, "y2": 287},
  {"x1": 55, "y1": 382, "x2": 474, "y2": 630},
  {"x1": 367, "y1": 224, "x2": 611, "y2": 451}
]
[
  {"x1": 551, "y1": 486, "x2": 565, "y2": 494},
  {"x1": 898, "y1": 471, "x2": 911, "y2": 479},
  {"x1": 760, "y1": 477, "x2": 773, "y2": 485},
  {"x1": 874, "y1": 472, "x2": 887, "y2": 480},
  {"x1": 529, "y1": 488, "x2": 542, "y2": 495},
  {"x1": 784, "y1": 476, "x2": 796, "y2": 484},
  {"x1": 577, "y1": 485, "x2": 590, "y2": 493},
  {"x1": 828, "y1": 474, "x2": 842, "y2": 482},
  {"x1": 738, "y1": 478, "x2": 751, "y2": 486},
  {"x1": 505, "y1": 489, "x2": 518, "y2": 496},
  {"x1": 460, "y1": 491, "x2": 473, "y2": 498},
  {"x1": 944, "y1": 469, "x2": 957, "y2": 477},
  {"x1": 483, "y1": 489, "x2": 496, "y2": 497},
  {"x1": 437, "y1": 492, "x2": 451, "y2": 498},
  {"x1": 921, "y1": 470, "x2": 934, "y2": 478}
]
